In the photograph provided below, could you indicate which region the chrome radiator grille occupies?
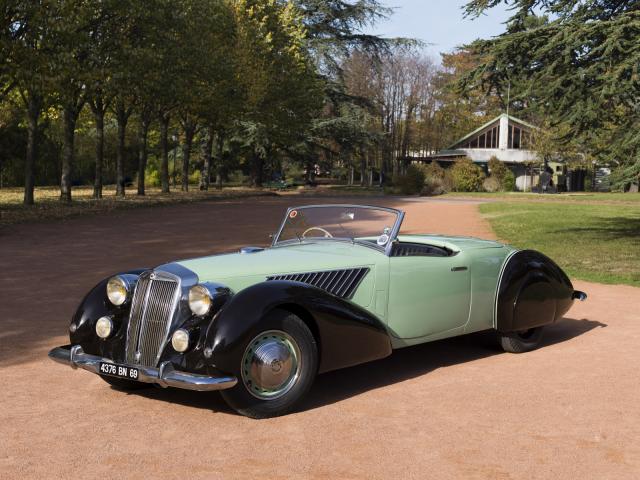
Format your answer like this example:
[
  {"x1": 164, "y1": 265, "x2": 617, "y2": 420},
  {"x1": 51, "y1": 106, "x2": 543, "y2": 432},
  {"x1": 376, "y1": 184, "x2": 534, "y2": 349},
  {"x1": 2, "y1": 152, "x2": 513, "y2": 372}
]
[{"x1": 125, "y1": 273, "x2": 180, "y2": 367}]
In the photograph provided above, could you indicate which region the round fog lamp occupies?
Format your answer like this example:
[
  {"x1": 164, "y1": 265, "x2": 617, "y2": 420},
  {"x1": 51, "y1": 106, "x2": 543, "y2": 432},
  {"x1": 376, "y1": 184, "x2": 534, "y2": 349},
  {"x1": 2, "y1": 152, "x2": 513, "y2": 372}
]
[
  {"x1": 107, "y1": 276, "x2": 129, "y2": 306},
  {"x1": 188, "y1": 285, "x2": 213, "y2": 316},
  {"x1": 171, "y1": 329, "x2": 190, "y2": 353},
  {"x1": 95, "y1": 316, "x2": 113, "y2": 339}
]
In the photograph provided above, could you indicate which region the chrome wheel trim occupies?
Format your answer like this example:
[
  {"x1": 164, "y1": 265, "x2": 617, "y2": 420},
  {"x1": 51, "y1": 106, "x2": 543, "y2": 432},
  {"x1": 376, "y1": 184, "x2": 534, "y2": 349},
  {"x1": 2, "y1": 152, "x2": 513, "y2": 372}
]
[{"x1": 241, "y1": 330, "x2": 302, "y2": 400}]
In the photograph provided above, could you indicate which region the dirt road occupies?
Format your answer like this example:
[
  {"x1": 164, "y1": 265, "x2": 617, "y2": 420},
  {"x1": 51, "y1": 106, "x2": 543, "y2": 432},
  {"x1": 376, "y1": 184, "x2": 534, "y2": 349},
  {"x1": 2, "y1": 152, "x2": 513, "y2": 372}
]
[{"x1": 1, "y1": 196, "x2": 638, "y2": 479}]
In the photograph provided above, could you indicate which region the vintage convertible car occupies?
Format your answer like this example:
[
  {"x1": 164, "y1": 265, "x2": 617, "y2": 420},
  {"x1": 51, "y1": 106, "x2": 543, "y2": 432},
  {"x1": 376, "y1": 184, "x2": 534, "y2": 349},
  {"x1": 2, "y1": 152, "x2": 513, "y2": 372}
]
[{"x1": 49, "y1": 204, "x2": 587, "y2": 418}]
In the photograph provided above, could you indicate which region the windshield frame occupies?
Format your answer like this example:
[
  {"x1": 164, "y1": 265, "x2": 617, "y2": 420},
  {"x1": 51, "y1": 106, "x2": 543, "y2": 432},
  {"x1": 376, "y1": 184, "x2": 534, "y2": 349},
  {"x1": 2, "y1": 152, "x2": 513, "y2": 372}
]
[{"x1": 271, "y1": 204, "x2": 405, "y2": 255}]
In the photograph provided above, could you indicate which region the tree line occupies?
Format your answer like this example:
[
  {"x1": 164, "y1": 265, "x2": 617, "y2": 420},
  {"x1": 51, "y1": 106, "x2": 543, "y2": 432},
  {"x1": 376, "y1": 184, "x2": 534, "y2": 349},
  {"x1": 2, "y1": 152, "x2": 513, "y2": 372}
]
[
  {"x1": 6, "y1": 0, "x2": 631, "y2": 205},
  {"x1": 1, "y1": 0, "x2": 400, "y2": 204}
]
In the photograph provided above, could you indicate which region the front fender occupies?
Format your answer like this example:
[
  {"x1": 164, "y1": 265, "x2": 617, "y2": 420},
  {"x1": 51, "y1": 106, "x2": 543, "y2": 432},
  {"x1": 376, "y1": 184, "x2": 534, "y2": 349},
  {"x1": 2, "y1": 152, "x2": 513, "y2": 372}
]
[
  {"x1": 205, "y1": 281, "x2": 392, "y2": 374},
  {"x1": 69, "y1": 269, "x2": 147, "y2": 363}
]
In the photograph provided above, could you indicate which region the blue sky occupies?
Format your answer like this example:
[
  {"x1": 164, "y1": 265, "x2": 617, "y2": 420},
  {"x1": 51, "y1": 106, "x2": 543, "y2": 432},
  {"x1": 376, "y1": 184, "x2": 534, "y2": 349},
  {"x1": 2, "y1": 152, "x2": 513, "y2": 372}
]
[{"x1": 370, "y1": 0, "x2": 513, "y2": 59}]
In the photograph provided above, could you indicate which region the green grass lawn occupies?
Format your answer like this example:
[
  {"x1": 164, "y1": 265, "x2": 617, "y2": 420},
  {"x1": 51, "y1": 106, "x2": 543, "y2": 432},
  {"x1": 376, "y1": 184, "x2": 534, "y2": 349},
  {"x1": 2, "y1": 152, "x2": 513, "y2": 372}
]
[
  {"x1": 480, "y1": 202, "x2": 640, "y2": 287},
  {"x1": 446, "y1": 191, "x2": 640, "y2": 204}
]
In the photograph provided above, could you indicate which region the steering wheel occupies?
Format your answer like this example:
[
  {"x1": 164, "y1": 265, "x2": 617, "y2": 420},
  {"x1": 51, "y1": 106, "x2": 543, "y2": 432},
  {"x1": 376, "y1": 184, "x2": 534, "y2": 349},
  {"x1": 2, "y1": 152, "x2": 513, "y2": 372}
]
[{"x1": 302, "y1": 227, "x2": 333, "y2": 239}]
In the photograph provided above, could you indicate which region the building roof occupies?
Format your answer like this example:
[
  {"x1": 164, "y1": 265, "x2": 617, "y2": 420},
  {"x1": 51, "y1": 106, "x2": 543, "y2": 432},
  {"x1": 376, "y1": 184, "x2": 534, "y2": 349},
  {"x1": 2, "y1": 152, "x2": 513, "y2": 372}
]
[{"x1": 447, "y1": 113, "x2": 539, "y2": 150}]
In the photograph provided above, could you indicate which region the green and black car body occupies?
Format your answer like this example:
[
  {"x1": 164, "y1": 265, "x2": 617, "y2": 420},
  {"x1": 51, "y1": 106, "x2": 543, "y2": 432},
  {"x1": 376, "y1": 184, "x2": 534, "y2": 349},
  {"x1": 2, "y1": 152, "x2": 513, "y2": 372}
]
[{"x1": 49, "y1": 204, "x2": 586, "y2": 418}]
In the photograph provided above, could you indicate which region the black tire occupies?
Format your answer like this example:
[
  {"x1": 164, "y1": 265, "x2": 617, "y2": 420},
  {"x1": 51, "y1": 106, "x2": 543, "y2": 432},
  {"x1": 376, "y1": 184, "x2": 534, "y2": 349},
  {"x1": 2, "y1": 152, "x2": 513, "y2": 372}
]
[
  {"x1": 100, "y1": 375, "x2": 150, "y2": 391},
  {"x1": 498, "y1": 327, "x2": 544, "y2": 353},
  {"x1": 220, "y1": 309, "x2": 318, "y2": 419}
]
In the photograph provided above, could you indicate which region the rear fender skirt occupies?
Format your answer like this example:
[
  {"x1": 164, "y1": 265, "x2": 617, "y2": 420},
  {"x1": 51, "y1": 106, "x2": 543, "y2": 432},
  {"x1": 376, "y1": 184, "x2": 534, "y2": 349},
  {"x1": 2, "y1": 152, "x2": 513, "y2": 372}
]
[
  {"x1": 496, "y1": 250, "x2": 575, "y2": 333},
  {"x1": 205, "y1": 280, "x2": 392, "y2": 374}
]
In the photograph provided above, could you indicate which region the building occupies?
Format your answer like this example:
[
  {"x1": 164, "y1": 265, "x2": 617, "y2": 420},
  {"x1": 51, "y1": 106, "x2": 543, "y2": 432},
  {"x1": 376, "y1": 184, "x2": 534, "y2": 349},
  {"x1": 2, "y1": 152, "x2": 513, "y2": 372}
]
[{"x1": 419, "y1": 113, "x2": 605, "y2": 192}]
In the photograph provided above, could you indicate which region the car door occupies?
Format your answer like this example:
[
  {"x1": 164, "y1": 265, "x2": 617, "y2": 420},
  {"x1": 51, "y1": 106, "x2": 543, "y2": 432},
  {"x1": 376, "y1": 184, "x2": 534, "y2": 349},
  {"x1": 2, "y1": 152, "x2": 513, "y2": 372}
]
[{"x1": 386, "y1": 249, "x2": 471, "y2": 339}]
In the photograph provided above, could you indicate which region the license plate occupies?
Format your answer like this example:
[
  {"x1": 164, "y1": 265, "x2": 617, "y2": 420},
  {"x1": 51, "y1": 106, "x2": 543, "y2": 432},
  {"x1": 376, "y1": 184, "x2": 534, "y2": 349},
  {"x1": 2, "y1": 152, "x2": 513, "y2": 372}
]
[{"x1": 99, "y1": 362, "x2": 139, "y2": 380}]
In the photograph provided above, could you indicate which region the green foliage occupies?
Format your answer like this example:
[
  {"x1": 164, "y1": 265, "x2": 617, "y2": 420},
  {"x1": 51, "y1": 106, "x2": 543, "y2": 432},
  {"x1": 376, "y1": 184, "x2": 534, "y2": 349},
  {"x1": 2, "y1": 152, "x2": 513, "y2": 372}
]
[
  {"x1": 463, "y1": 0, "x2": 640, "y2": 188},
  {"x1": 392, "y1": 164, "x2": 426, "y2": 195},
  {"x1": 420, "y1": 161, "x2": 449, "y2": 195},
  {"x1": 144, "y1": 169, "x2": 162, "y2": 188},
  {"x1": 502, "y1": 169, "x2": 516, "y2": 192},
  {"x1": 450, "y1": 158, "x2": 486, "y2": 192},
  {"x1": 482, "y1": 176, "x2": 501, "y2": 192},
  {"x1": 488, "y1": 156, "x2": 506, "y2": 181},
  {"x1": 486, "y1": 156, "x2": 515, "y2": 191}
]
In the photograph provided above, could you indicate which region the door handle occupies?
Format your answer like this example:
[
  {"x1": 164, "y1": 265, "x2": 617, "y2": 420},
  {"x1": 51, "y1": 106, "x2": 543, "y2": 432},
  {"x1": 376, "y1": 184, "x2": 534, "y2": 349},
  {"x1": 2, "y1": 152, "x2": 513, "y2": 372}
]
[{"x1": 451, "y1": 266, "x2": 468, "y2": 272}]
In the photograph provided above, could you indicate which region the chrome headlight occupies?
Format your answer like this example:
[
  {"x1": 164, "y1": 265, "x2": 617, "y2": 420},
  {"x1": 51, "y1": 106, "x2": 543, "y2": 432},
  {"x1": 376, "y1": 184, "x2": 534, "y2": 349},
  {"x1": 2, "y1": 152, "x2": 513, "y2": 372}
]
[
  {"x1": 95, "y1": 316, "x2": 113, "y2": 339},
  {"x1": 171, "y1": 329, "x2": 190, "y2": 353},
  {"x1": 106, "y1": 275, "x2": 132, "y2": 306},
  {"x1": 188, "y1": 285, "x2": 213, "y2": 316}
]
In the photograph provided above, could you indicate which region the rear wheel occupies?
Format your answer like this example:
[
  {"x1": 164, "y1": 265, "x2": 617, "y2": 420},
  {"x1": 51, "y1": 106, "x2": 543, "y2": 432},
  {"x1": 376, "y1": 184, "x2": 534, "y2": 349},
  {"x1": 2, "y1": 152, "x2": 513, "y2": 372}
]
[
  {"x1": 498, "y1": 327, "x2": 544, "y2": 353},
  {"x1": 220, "y1": 309, "x2": 318, "y2": 419}
]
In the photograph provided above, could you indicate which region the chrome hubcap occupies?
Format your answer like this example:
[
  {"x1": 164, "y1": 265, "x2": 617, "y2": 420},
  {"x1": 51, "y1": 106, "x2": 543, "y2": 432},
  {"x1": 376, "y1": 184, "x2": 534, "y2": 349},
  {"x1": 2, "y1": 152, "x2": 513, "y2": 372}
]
[{"x1": 241, "y1": 330, "x2": 301, "y2": 400}]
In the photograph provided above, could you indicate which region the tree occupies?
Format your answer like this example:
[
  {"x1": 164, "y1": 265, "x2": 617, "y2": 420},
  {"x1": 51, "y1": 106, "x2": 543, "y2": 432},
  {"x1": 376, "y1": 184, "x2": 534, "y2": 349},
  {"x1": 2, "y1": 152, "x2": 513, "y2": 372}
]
[
  {"x1": 50, "y1": 0, "x2": 94, "y2": 202},
  {"x1": 435, "y1": 47, "x2": 502, "y2": 150},
  {"x1": 5, "y1": 1, "x2": 58, "y2": 205},
  {"x1": 233, "y1": 0, "x2": 322, "y2": 186},
  {"x1": 464, "y1": 0, "x2": 640, "y2": 190}
]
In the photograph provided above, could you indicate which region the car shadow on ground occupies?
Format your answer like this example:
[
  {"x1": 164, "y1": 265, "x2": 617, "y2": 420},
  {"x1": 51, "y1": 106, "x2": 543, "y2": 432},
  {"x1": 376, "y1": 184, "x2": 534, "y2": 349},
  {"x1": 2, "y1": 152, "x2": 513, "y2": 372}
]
[{"x1": 132, "y1": 317, "x2": 605, "y2": 416}]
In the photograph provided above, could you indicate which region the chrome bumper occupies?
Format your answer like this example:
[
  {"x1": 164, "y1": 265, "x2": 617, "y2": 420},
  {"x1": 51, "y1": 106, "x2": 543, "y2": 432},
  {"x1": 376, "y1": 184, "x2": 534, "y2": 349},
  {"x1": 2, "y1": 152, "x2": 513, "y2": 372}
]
[{"x1": 48, "y1": 345, "x2": 237, "y2": 392}]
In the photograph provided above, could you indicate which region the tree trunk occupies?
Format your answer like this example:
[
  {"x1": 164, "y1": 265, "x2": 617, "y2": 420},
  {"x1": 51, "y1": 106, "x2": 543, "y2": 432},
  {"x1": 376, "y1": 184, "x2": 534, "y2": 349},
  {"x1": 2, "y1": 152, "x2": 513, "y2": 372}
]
[
  {"x1": 250, "y1": 150, "x2": 264, "y2": 187},
  {"x1": 349, "y1": 165, "x2": 354, "y2": 186},
  {"x1": 23, "y1": 94, "x2": 41, "y2": 205},
  {"x1": 137, "y1": 118, "x2": 150, "y2": 196},
  {"x1": 215, "y1": 131, "x2": 224, "y2": 190},
  {"x1": 60, "y1": 107, "x2": 77, "y2": 203},
  {"x1": 159, "y1": 114, "x2": 170, "y2": 193},
  {"x1": 93, "y1": 109, "x2": 105, "y2": 199},
  {"x1": 181, "y1": 121, "x2": 196, "y2": 192},
  {"x1": 360, "y1": 148, "x2": 366, "y2": 187},
  {"x1": 115, "y1": 104, "x2": 129, "y2": 197},
  {"x1": 200, "y1": 127, "x2": 213, "y2": 191}
]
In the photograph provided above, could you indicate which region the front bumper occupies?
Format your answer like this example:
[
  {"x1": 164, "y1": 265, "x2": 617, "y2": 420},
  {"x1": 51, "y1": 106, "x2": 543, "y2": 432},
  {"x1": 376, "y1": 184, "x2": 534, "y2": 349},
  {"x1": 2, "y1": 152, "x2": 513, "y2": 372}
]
[{"x1": 48, "y1": 345, "x2": 237, "y2": 392}]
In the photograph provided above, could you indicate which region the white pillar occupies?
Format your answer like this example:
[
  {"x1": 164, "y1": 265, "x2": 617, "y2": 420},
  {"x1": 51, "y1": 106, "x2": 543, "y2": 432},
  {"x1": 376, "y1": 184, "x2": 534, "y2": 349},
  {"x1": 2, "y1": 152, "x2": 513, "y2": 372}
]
[{"x1": 499, "y1": 114, "x2": 509, "y2": 150}]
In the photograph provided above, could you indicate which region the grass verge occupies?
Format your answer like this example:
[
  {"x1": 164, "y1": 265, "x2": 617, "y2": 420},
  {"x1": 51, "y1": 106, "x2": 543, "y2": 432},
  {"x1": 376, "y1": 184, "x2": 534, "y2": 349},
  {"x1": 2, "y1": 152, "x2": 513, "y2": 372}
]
[
  {"x1": 445, "y1": 191, "x2": 640, "y2": 204},
  {"x1": 0, "y1": 186, "x2": 278, "y2": 227},
  {"x1": 480, "y1": 202, "x2": 640, "y2": 287}
]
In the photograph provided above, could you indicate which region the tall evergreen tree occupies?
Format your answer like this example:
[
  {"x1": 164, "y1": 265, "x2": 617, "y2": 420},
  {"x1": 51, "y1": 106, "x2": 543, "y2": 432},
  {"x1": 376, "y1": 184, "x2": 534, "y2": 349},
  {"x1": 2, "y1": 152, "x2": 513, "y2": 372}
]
[{"x1": 464, "y1": 0, "x2": 640, "y2": 189}]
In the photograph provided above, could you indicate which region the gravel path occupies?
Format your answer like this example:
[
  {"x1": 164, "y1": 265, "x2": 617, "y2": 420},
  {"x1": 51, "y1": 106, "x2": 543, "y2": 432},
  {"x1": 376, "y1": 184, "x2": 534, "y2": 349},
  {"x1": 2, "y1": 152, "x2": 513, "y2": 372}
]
[{"x1": 1, "y1": 196, "x2": 638, "y2": 479}]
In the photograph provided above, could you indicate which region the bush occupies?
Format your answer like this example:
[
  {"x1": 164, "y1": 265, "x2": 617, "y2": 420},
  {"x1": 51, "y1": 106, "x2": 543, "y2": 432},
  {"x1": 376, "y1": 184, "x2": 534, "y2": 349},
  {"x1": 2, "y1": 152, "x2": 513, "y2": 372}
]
[
  {"x1": 228, "y1": 169, "x2": 247, "y2": 185},
  {"x1": 144, "y1": 168, "x2": 161, "y2": 188},
  {"x1": 483, "y1": 176, "x2": 501, "y2": 192},
  {"x1": 502, "y1": 169, "x2": 516, "y2": 192},
  {"x1": 450, "y1": 158, "x2": 485, "y2": 192},
  {"x1": 488, "y1": 156, "x2": 508, "y2": 182},
  {"x1": 393, "y1": 164, "x2": 426, "y2": 195},
  {"x1": 420, "y1": 161, "x2": 449, "y2": 196}
]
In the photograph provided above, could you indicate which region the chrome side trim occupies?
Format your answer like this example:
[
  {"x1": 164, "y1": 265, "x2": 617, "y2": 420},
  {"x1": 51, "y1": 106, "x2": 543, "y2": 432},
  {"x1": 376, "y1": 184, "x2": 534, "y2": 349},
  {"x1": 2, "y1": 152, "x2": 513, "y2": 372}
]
[{"x1": 48, "y1": 345, "x2": 237, "y2": 392}]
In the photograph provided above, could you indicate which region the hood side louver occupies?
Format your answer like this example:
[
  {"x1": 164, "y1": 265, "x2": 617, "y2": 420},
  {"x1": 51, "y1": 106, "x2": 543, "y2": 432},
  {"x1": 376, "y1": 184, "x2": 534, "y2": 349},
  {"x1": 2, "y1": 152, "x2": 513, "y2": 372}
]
[{"x1": 266, "y1": 267, "x2": 369, "y2": 299}]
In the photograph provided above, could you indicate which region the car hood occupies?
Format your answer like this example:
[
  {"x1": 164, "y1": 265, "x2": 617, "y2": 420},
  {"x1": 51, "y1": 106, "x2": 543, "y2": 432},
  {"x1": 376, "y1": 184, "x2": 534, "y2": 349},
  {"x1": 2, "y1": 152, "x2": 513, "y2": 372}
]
[{"x1": 176, "y1": 241, "x2": 382, "y2": 298}]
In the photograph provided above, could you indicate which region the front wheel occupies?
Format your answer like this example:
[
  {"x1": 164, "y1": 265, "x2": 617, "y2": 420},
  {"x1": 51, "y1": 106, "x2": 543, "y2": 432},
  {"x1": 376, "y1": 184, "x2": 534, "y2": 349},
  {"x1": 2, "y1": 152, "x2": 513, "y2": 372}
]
[
  {"x1": 220, "y1": 309, "x2": 318, "y2": 419},
  {"x1": 498, "y1": 327, "x2": 544, "y2": 353}
]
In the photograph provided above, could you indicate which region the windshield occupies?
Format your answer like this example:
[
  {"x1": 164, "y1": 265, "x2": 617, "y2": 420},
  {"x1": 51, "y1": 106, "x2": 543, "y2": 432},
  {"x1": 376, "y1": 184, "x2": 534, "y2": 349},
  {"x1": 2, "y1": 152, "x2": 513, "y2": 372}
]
[{"x1": 273, "y1": 205, "x2": 403, "y2": 248}]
